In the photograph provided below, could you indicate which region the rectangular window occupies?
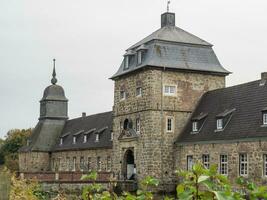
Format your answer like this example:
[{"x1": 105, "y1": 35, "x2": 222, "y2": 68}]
[
  {"x1": 164, "y1": 85, "x2": 176, "y2": 96},
  {"x1": 239, "y1": 154, "x2": 248, "y2": 176},
  {"x1": 263, "y1": 113, "x2": 267, "y2": 125},
  {"x1": 80, "y1": 157, "x2": 84, "y2": 171},
  {"x1": 60, "y1": 138, "x2": 63, "y2": 145},
  {"x1": 83, "y1": 135, "x2": 87, "y2": 143},
  {"x1": 66, "y1": 157, "x2": 71, "y2": 171},
  {"x1": 95, "y1": 134, "x2": 99, "y2": 142},
  {"x1": 187, "y1": 155, "x2": 194, "y2": 171},
  {"x1": 58, "y1": 158, "x2": 61, "y2": 171},
  {"x1": 192, "y1": 122, "x2": 198, "y2": 132},
  {"x1": 217, "y1": 119, "x2": 223, "y2": 130},
  {"x1": 73, "y1": 136, "x2": 76, "y2": 144},
  {"x1": 88, "y1": 157, "x2": 91, "y2": 171},
  {"x1": 264, "y1": 154, "x2": 267, "y2": 177},
  {"x1": 124, "y1": 56, "x2": 129, "y2": 69},
  {"x1": 137, "y1": 51, "x2": 142, "y2": 64},
  {"x1": 220, "y1": 155, "x2": 228, "y2": 175},
  {"x1": 52, "y1": 158, "x2": 55, "y2": 171},
  {"x1": 136, "y1": 118, "x2": 141, "y2": 133},
  {"x1": 97, "y1": 157, "x2": 101, "y2": 171},
  {"x1": 202, "y1": 154, "x2": 210, "y2": 169},
  {"x1": 166, "y1": 117, "x2": 174, "y2": 132},
  {"x1": 73, "y1": 157, "x2": 76, "y2": 172},
  {"x1": 136, "y1": 87, "x2": 142, "y2": 97},
  {"x1": 120, "y1": 91, "x2": 126, "y2": 100},
  {"x1": 107, "y1": 156, "x2": 111, "y2": 171}
]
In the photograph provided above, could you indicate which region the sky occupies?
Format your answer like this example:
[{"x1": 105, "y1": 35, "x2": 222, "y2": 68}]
[{"x1": 0, "y1": 0, "x2": 267, "y2": 139}]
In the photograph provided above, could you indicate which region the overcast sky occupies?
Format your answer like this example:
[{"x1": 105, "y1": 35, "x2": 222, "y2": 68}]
[{"x1": 0, "y1": 0, "x2": 267, "y2": 139}]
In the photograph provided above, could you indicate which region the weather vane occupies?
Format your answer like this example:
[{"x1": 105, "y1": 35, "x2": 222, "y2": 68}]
[{"x1": 167, "y1": 0, "x2": 171, "y2": 12}]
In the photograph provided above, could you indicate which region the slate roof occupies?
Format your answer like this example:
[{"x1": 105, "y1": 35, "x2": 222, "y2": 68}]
[
  {"x1": 176, "y1": 80, "x2": 267, "y2": 144},
  {"x1": 53, "y1": 111, "x2": 113, "y2": 151}
]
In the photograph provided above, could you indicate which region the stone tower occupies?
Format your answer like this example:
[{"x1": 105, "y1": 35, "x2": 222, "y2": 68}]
[
  {"x1": 19, "y1": 60, "x2": 68, "y2": 172},
  {"x1": 111, "y1": 12, "x2": 229, "y2": 190}
]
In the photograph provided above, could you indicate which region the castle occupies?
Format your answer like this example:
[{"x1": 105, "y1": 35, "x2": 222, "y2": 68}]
[{"x1": 19, "y1": 11, "x2": 267, "y2": 191}]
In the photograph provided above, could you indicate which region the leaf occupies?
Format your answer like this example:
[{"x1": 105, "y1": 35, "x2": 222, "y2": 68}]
[
  {"x1": 81, "y1": 171, "x2": 98, "y2": 181},
  {"x1": 198, "y1": 175, "x2": 210, "y2": 183}
]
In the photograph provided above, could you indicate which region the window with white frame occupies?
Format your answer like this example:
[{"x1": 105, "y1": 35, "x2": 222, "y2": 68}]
[
  {"x1": 239, "y1": 154, "x2": 248, "y2": 176},
  {"x1": 263, "y1": 154, "x2": 267, "y2": 177},
  {"x1": 67, "y1": 157, "x2": 71, "y2": 171},
  {"x1": 164, "y1": 85, "x2": 176, "y2": 96},
  {"x1": 107, "y1": 156, "x2": 111, "y2": 171},
  {"x1": 263, "y1": 113, "x2": 267, "y2": 125},
  {"x1": 73, "y1": 136, "x2": 76, "y2": 144},
  {"x1": 217, "y1": 118, "x2": 223, "y2": 130},
  {"x1": 97, "y1": 156, "x2": 101, "y2": 171},
  {"x1": 95, "y1": 134, "x2": 99, "y2": 142},
  {"x1": 120, "y1": 91, "x2": 126, "y2": 100},
  {"x1": 137, "y1": 51, "x2": 142, "y2": 65},
  {"x1": 136, "y1": 87, "x2": 142, "y2": 97},
  {"x1": 73, "y1": 157, "x2": 76, "y2": 172},
  {"x1": 124, "y1": 56, "x2": 129, "y2": 70},
  {"x1": 83, "y1": 135, "x2": 87, "y2": 143},
  {"x1": 192, "y1": 122, "x2": 198, "y2": 132},
  {"x1": 136, "y1": 118, "x2": 141, "y2": 133},
  {"x1": 220, "y1": 154, "x2": 228, "y2": 175},
  {"x1": 60, "y1": 138, "x2": 63, "y2": 145},
  {"x1": 187, "y1": 155, "x2": 194, "y2": 171},
  {"x1": 202, "y1": 154, "x2": 210, "y2": 169},
  {"x1": 166, "y1": 117, "x2": 174, "y2": 132}
]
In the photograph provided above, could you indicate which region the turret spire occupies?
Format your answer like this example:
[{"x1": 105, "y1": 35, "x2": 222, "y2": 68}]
[{"x1": 51, "y1": 58, "x2": 57, "y2": 85}]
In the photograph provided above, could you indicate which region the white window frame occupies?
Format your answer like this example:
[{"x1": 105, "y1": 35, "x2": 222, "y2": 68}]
[
  {"x1": 95, "y1": 134, "x2": 99, "y2": 142},
  {"x1": 187, "y1": 155, "x2": 194, "y2": 171},
  {"x1": 220, "y1": 154, "x2": 228, "y2": 175},
  {"x1": 83, "y1": 135, "x2": 87, "y2": 143},
  {"x1": 136, "y1": 87, "x2": 142, "y2": 97},
  {"x1": 110, "y1": 132, "x2": 113, "y2": 141},
  {"x1": 60, "y1": 138, "x2": 63, "y2": 145},
  {"x1": 136, "y1": 118, "x2": 141, "y2": 133},
  {"x1": 97, "y1": 156, "x2": 101, "y2": 171},
  {"x1": 166, "y1": 116, "x2": 174, "y2": 132},
  {"x1": 88, "y1": 157, "x2": 91, "y2": 171},
  {"x1": 263, "y1": 154, "x2": 267, "y2": 177},
  {"x1": 137, "y1": 51, "x2": 142, "y2": 65},
  {"x1": 163, "y1": 85, "x2": 177, "y2": 96},
  {"x1": 217, "y1": 118, "x2": 223, "y2": 130},
  {"x1": 73, "y1": 157, "x2": 76, "y2": 172},
  {"x1": 192, "y1": 122, "x2": 198, "y2": 132},
  {"x1": 80, "y1": 156, "x2": 84, "y2": 171},
  {"x1": 107, "y1": 156, "x2": 111, "y2": 171},
  {"x1": 66, "y1": 157, "x2": 71, "y2": 171},
  {"x1": 120, "y1": 90, "x2": 126, "y2": 101},
  {"x1": 202, "y1": 154, "x2": 210, "y2": 169},
  {"x1": 73, "y1": 136, "x2": 76, "y2": 144},
  {"x1": 239, "y1": 154, "x2": 248, "y2": 176},
  {"x1": 263, "y1": 113, "x2": 267, "y2": 125}
]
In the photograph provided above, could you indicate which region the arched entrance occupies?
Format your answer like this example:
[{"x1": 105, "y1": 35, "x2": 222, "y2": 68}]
[{"x1": 122, "y1": 149, "x2": 136, "y2": 180}]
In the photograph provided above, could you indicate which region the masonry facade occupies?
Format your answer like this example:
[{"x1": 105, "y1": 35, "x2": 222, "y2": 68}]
[{"x1": 19, "y1": 11, "x2": 267, "y2": 191}]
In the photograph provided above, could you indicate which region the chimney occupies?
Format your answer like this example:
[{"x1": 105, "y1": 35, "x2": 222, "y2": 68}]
[
  {"x1": 260, "y1": 72, "x2": 267, "y2": 86},
  {"x1": 82, "y1": 112, "x2": 86, "y2": 118},
  {"x1": 161, "y1": 12, "x2": 175, "y2": 28}
]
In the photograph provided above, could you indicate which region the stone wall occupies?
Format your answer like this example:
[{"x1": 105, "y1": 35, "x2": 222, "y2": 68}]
[
  {"x1": 112, "y1": 67, "x2": 225, "y2": 190},
  {"x1": 19, "y1": 152, "x2": 50, "y2": 172},
  {"x1": 175, "y1": 140, "x2": 267, "y2": 184},
  {"x1": 51, "y1": 149, "x2": 113, "y2": 172}
]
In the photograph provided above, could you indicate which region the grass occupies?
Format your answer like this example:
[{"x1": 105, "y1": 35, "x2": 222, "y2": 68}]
[{"x1": 0, "y1": 166, "x2": 11, "y2": 200}]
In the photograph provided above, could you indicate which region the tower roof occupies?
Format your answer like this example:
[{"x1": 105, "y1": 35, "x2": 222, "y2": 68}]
[{"x1": 111, "y1": 12, "x2": 230, "y2": 79}]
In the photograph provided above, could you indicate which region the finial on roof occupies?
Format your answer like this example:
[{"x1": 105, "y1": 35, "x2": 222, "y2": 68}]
[
  {"x1": 167, "y1": 0, "x2": 171, "y2": 12},
  {"x1": 51, "y1": 58, "x2": 57, "y2": 85}
]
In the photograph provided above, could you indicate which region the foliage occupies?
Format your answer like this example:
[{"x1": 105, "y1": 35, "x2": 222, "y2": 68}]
[{"x1": 0, "y1": 128, "x2": 32, "y2": 170}]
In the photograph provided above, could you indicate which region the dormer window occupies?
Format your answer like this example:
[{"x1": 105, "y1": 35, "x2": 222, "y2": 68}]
[
  {"x1": 73, "y1": 136, "x2": 76, "y2": 144},
  {"x1": 124, "y1": 56, "x2": 129, "y2": 70},
  {"x1": 95, "y1": 134, "x2": 99, "y2": 142},
  {"x1": 192, "y1": 122, "x2": 198, "y2": 132},
  {"x1": 263, "y1": 112, "x2": 267, "y2": 125},
  {"x1": 215, "y1": 108, "x2": 236, "y2": 132},
  {"x1": 83, "y1": 135, "x2": 87, "y2": 143},
  {"x1": 137, "y1": 51, "x2": 142, "y2": 65},
  {"x1": 217, "y1": 118, "x2": 223, "y2": 130},
  {"x1": 60, "y1": 138, "x2": 63, "y2": 146}
]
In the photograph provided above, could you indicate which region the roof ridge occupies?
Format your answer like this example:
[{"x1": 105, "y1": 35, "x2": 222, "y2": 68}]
[{"x1": 67, "y1": 111, "x2": 113, "y2": 122}]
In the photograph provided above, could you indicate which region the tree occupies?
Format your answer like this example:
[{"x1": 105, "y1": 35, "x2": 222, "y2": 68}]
[{"x1": 0, "y1": 129, "x2": 32, "y2": 170}]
